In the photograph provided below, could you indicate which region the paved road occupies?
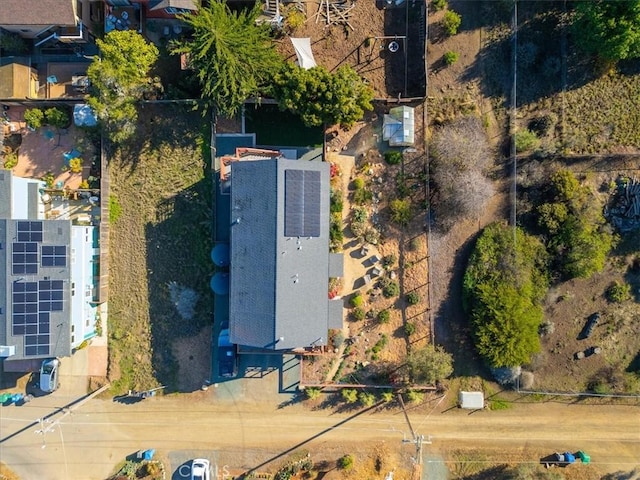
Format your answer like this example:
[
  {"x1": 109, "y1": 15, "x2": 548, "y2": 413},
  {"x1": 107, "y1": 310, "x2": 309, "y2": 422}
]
[{"x1": 1, "y1": 383, "x2": 639, "y2": 480}]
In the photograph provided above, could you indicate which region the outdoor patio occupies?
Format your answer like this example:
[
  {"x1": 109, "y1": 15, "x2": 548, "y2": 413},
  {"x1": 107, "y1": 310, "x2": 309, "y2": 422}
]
[
  {"x1": 40, "y1": 62, "x2": 91, "y2": 99},
  {"x1": 10, "y1": 105, "x2": 93, "y2": 191}
]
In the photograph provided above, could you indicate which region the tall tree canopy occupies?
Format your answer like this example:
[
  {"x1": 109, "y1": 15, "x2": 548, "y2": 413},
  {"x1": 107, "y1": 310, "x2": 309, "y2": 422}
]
[
  {"x1": 172, "y1": 0, "x2": 282, "y2": 117},
  {"x1": 573, "y1": 0, "x2": 640, "y2": 61},
  {"x1": 463, "y1": 222, "x2": 549, "y2": 368},
  {"x1": 271, "y1": 63, "x2": 374, "y2": 129},
  {"x1": 405, "y1": 345, "x2": 453, "y2": 384},
  {"x1": 87, "y1": 30, "x2": 159, "y2": 143}
]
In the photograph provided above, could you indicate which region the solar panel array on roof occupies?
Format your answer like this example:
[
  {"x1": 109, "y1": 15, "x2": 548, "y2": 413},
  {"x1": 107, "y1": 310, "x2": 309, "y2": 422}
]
[
  {"x1": 41, "y1": 245, "x2": 67, "y2": 267},
  {"x1": 12, "y1": 280, "x2": 56, "y2": 356},
  {"x1": 12, "y1": 242, "x2": 38, "y2": 274},
  {"x1": 17, "y1": 221, "x2": 43, "y2": 242},
  {"x1": 284, "y1": 169, "x2": 321, "y2": 237}
]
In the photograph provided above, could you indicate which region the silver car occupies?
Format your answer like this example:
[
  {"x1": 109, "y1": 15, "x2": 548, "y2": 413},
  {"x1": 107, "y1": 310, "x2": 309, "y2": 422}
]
[{"x1": 39, "y1": 358, "x2": 60, "y2": 393}]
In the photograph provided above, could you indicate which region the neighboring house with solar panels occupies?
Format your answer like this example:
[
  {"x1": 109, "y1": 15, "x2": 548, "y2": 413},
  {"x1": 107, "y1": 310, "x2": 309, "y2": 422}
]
[
  {"x1": 227, "y1": 155, "x2": 343, "y2": 351},
  {"x1": 0, "y1": 169, "x2": 99, "y2": 370}
]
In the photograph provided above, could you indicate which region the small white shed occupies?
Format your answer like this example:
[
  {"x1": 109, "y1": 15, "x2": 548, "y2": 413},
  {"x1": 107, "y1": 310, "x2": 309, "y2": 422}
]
[
  {"x1": 458, "y1": 391, "x2": 484, "y2": 410},
  {"x1": 382, "y1": 106, "x2": 415, "y2": 146}
]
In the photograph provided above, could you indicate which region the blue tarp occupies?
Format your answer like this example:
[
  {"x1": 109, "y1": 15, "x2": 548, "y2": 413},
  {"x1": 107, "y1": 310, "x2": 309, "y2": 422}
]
[{"x1": 73, "y1": 104, "x2": 97, "y2": 127}]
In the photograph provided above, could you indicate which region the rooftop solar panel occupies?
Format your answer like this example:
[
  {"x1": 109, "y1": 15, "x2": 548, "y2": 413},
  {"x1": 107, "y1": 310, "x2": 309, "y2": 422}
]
[{"x1": 284, "y1": 169, "x2": 322, "y2": 238}]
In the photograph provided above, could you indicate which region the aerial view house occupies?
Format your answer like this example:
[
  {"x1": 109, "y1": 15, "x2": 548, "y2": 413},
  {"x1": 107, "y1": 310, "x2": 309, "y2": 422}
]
[
  {"x1": 0, "y1": 169, "x2": 99, "y2": 370},
  {"x1": 225, "y1": 154, "x2": 342, "y2": 351},
  {"x1": 0, "y1": 0, "x2": 89, "y2": 43}
]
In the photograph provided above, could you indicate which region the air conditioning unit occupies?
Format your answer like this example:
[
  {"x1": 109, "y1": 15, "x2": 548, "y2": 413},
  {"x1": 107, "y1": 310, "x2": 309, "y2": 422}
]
[{"x1": 0, "y1": 345, "x2": 16, "y2": 358}]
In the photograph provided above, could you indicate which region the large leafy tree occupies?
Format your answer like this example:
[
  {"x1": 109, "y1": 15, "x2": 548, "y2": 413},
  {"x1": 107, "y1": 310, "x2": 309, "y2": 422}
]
[
  {"x1": 573, "y1": 0, "x2": 640, "y2": 62},
  {"x1": 172, "y1": 0, "x2": 282, "y2": 117},
  {"x1": 463, "y1": 223, "x2": 549, "y2": 368},
  {"x1": 271, "y1": 63, "x2": 374, "y2": 129},
  {"x1": 87, "y1": 31, "x2": 159, "y2": 143}
]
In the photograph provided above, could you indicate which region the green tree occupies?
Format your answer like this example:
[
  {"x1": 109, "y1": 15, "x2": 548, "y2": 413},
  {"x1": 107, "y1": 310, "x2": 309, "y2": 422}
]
[
  {"x1": 538, "y1": 170, "x2": 615, "y2": 279},
  {"x1": 405, "y1": 344, "x2": 453, "y2": 384},
  {"x1": 463, "y1": 223, "x2": 549, "y2": 368},
  {"x1": 44, "y1": 107, "x2": 68, "y2": 129},
  {"x1": 272, "y1": 63, "x2": 374, "y2": 129},
  {"x1": 172, "y1": 0, "x2": 282, "y2": 117},
  {"x1": 24, "y1": 108, "x2": 44, "y2": 129},
  {"x1": 87, "y1": 31, "x2": 159, "y2": 143},
  {"x1": 573, "y1": 0, "x2": 640, "y2": 62}
]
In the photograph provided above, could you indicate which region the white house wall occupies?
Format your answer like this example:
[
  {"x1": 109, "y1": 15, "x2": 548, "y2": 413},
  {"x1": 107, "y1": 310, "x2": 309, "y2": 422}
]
[{"x1": 70, "y1": 225, "x2": 97, "y2": 347}]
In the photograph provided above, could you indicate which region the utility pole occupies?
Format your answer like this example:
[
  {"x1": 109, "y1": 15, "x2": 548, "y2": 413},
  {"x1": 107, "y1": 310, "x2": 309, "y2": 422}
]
[{"x1": 397, "y1": 394, "x2": 431, "y2": 479}]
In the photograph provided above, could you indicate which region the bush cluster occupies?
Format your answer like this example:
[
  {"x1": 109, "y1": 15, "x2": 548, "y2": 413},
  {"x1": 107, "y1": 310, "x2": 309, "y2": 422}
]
[
  {"x1": 384, "y1": 150, "x2": 402, "y2": 165},
  {"x1": 443, "y1": 51, "x2": 459, "y2": 65},
  {"x1": 537, "y1": 169, "x2": 615, "y2": 279}
]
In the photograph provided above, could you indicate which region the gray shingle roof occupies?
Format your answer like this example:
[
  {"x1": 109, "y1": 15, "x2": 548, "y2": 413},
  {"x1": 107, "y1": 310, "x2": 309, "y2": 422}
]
[
  {"x1": 0, "y1": 0, "x2": 76, "y2": 26},
  {"x1": 229, "y1": 158, "x2": 330, "y2": 350}
]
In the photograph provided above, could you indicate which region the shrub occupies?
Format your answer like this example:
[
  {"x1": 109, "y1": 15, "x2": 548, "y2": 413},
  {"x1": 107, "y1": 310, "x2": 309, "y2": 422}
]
[
  {"x1": 514, "y1": 129, "x2": 540, "y2": 152},
  {"x1": 354, "y1": 187, "x2": 373, "y2": 205},
  {"x1": 407, "y1": 292, "x2": 420, "y2": 305},
  {"x1": 332, "y1": 331, "x2": 345, "y2": 348},
  {"x1": 382, "y1": 254, "x2": 397, "y2": 269},
  {"x1": 363, "y1": 227, "x2": 380, "y2": 245},
  {"x1": 79, "y1": 180, "x2": 89, "y2": 189},
  {"x1": 381, "y1": 390, "x2": 395, "y2": 402},
  {"x1": 606, "y1": 281, "x2": 631, "y2": 303},
  {"x1": 352, "y1": 206, "x2": 367, "y2": 223},
  {"x1": 42, "y1": 172, "x2": 55, "y2": 188},
  {"x1": 69, "y1": 157, "x2": 83, "y2": 173},
  {"x1": 406, "y1": 389, "x2": 424, "y2": 403},
  {"x1": 538, "y1": 320, "x2": 555, "y2": 336},
  {"x1": 442, "y1": 10, "x2": 462, "y2": 36},
  {"x1": 390, "y1": 198, "x2": 412, "y2": 226},
  {"x1": 338, "y1": 454, "x2": 354, "y2": 470},
  {"x1": 406, "y1": 344, "x2": 454, "y2": 383},
  {"x1": 404, "y1": 322, "x2": 416, "y2": 336},
  {"x1": 432, "y1": 0, "x2": 447, "y2": 10},
  {"x1": 330, "y1": 188, "x2": 343, "y2": 213},
  {"x1": 351, "y1": 307, "x2": 365, "y2": 321},
  {"x1": 358, "y1": 391, "x2": 376, "y2": 407},
  {"x1": 377, "y1": 309, "x2": 391, "y2": 324},
  {"x1": 353, "y1": 177, "x2": 366, "y2": 190},
  {"x1": 350, "y1": 294, "x2": 364, "y2": 308},
  {"x1": 3, "y1": 151, "x2": 18, "y2": 169},
  {"x1": 109, "y1": 195, "x2": 123, "y2": 222},
  {"x1": 341, "y1": 389, "x2": 358, "y2": 404},
  {"x1": 443, "y1": 50, "x2": 459, "y2": 65},
  {"x1": 305, "y1": 387, "x2": 322, "y2": 400},
  {"x1": 384, "y1": 150, "x2": 402, "y2": 165},
  {"x1": 329, "y1": 212, "x2": 343, "y2": 251},
  {"x1": 381, "y1": 278, "x2": 400, "y2": 298},
  {"x1": 284, "y1": 7, "x2": 305, "y2": 31},
  {"x1": 350, "y1": 218, "x2": 367, "y2": 238},
  {"x1": 24, "y1": 108, "x2": 44, "y2": 129}
]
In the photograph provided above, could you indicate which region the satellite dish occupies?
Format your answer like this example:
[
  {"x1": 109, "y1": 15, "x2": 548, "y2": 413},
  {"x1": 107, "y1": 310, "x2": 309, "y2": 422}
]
[{"x1": 388, "y1": 41, "x2": 399, "y2": 53}]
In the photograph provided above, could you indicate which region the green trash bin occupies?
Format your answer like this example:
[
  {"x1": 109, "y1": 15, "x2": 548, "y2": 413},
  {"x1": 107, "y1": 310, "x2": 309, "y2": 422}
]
[
  {"x1": 0, "y1": 393, "x2": 13, "y2": 404},
  {"x1": 577, "y1": 451, "x2": 591, "y2": 464}
]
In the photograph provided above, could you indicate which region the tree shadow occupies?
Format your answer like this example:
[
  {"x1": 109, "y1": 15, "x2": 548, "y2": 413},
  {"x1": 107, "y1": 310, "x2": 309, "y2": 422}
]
[
  {"x1": 145, "y1": 175, "x2": 214, "y2": 392},
  {"x1": 432, "y1": 231, "x2": 489, "y2": 379}
]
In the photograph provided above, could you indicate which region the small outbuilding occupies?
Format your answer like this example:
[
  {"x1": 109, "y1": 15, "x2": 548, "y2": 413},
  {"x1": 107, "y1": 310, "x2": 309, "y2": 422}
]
[
  {"x1": 382, "y1": 106, "x2": 415, "y2": 147},
  {"x1": 458, "y1": 391, "x2": 485, "y2": 410}
]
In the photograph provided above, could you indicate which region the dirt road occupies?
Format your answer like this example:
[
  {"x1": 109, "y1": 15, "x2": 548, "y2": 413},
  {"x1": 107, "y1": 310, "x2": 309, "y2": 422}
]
[{"x1": 0, "y1": 388, "x2": 638, "y2": 480}]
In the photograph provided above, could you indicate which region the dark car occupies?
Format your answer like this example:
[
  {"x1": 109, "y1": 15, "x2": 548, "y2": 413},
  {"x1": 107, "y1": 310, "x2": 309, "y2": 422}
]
[
  {"x1": 217, "y1": 329, "x2": 238, "y2": 378},
  {"x1": 579, "y1": 313, "x2": 600, "y2": 339}
]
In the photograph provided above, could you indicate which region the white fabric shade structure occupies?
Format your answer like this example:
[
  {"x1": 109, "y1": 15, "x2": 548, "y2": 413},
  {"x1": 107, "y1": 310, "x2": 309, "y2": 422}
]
[{"x1": 290, "y1": 37, "x2": 317, "y2": 70}]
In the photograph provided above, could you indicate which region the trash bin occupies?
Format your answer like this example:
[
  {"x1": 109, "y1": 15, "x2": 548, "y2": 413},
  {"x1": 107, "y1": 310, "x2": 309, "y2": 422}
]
[
  {"x1": 137, "y1": 449, "x2": 155, "y2": 461},
  {"x1": 0, "y1": 393, "x2": 13, "y2": 404}
]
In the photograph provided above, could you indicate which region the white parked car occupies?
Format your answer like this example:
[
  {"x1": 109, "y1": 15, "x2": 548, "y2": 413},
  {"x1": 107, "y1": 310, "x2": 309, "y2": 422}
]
[
  {"x1": 39, "y1": 358, "x2": 60, "y2": 393},
  {"x1": 191, "y1": 459, "x2": 210, "y2": 480}
]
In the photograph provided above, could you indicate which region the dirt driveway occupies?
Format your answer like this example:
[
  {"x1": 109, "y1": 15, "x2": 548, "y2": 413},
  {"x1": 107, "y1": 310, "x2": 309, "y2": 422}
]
[{"x1": 0, "y1": 388, "x2": 638, "y2": 480}]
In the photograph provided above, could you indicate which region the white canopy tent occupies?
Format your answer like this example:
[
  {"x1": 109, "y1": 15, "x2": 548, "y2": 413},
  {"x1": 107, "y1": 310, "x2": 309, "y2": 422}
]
[{"x1": 290, "y1": 38, "x2": 317, "y2": 70}]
